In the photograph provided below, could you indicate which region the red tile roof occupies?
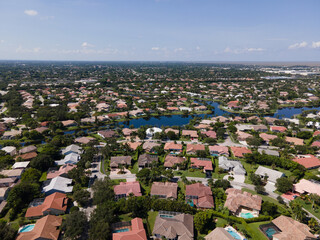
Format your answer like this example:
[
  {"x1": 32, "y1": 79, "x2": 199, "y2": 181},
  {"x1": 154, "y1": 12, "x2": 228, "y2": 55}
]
[
  {"x1": 293, "y1": 154, "x2": 320, "y2": 169},
  {"x1": 114, "y1": 181, "x2": 142, "y2": 197},
  {"x1": 113, "y1": 218, "x2": 147, "y2": 240},
  {"x1": 190, "y1": 158, "x2": 213, "y2": 171},
  {"x1": 230, "y1": 146, "x2": 252, "y2": 158}
]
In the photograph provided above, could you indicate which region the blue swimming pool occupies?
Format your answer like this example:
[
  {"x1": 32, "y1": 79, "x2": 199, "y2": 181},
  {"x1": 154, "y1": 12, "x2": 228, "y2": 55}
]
[
  {"x1": 19, "y1": 224, "x2": 35, "y2": 233},
  {"x1": 113, "y1": 228, "x2": 129, "y2": 233},
  {"x1": 240, "y1": 212, "x2": 255, "y2": 219},
  {"x1": 227, "y1": 229, "x2": 241, "y2": 240},
  {"x1": 265, "y1": 227, "x2": 277, "y2": 238},
  {"x1": 160, "y1": 214, "x2": 174, "y2": 218}
]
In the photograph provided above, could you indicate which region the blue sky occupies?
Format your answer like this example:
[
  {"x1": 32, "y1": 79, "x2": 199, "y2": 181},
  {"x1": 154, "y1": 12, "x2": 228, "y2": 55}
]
[{"x1": 0, "y1": 0, "x2": 319, "y2": 61}]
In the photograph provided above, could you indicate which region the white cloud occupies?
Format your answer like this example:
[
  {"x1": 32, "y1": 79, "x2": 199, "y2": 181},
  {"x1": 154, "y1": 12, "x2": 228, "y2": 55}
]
[
  {"x1": 16, "y1": 46, "x2": 41, "y2": 53},
  {"x1": 24, "y1": 10, "x2": 38, "y2": 16},
  {"x1": 246, "y1": 48, "x2": 265, "y2": 52},
  {"x1": 174, "y1": 48, "x2": 183, "y2": 53},
  {"x1": 224, "y1": 47, "x2": 265, "y2": 54},
  {"x1": 288, "y1": 41, "x2": 308, "y2": 49},
  {"x1": 81, "y1": 42, "x2": 94, "y2": 48},
  {"x1": 196, "y1": 46, "x2": 200, "y2": 50},
  {"x1": 151, "y1": 47, "x2": 160, "y2": 51},
  {"x1": 312, "y1": 41, "x2": 320, "y2": 48}
]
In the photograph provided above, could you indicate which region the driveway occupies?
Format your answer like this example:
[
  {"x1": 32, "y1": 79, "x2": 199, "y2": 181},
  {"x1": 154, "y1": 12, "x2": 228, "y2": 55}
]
[{"x1": 224, "y1": 174, "x2": 245, "y2": 183}]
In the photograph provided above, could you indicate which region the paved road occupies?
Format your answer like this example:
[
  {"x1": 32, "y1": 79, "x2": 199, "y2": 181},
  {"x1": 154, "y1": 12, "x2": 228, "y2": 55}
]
[{"x1": 218, "y1": 136, "x2": 243, "y2": 147}]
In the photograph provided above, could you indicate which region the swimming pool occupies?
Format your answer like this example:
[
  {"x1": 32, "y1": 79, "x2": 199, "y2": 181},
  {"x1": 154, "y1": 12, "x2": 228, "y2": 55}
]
[
  {"x1": 160, "y1": 214, "x2": 174, "y2": 218},
  {"x1": 19, "y1": 224, "x2": 35, "y2": 233},
  {"x1": 240, "y1": 212, "x2": 255, "y2": 219},
  {"x1": 113, "y1": 228, "x2": 129, "y2": 233},
  {"x1": 265, "y1": 227, "x2": 277, "y2": 238},
  {"x1": 227, "y1": 229, "x2": 241, "y2": 240}
]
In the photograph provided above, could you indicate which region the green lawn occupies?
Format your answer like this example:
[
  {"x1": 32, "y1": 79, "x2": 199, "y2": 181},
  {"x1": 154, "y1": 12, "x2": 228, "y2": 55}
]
[
  {"x1": 130, "y1": 162, "x2": 139, "y2": 174},
  {"x1": 39, "y1": 172, "x2": 47, "y2": 182},
  {"x1": 175, "y1": 169, "x2": 206, "y2": 178},
  {"x1": 295, "y1": 197, "x2": 320, "y2": 219},
  {"x1": 178, "y1": 181, "x2": 185, "y2": 194},
  {"x1": 119, "y1": 213, "x2": 132, "y2": 222},
  {"x1": 147, "y1": 211, "x2": 158, "y2": 232},
  {"x1": 247, "y1": 221, "x2": 270, "y2": 240},
  {"x1": 216, "y1": 218, "x2": 228, "y2": 227}
]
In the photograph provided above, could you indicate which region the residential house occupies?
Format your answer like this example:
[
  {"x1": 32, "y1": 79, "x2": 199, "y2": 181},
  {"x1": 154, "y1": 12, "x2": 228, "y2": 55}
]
[
  {"x1": 25, "y1": 192, "x2": 68, "y2": 219},
  {"x1": 260, "y1": 133, "x2": 277, "y2": 144},
  {"x1": 16, "y1": 215, "x2": 62, "y2": 240},
  {"x1": 286, "y1": 136, "x2": 304, "y2": 146},
  {"x1": 190, "y1": 158, "x2": 213, "y2": 177},
  {"x1": 124, "y1": 141, "x2": 141, "y2": 151},
  {"x1": 204, "y1": 227, "x2": 235, "y2": 240},
  {"x1": 186, "y1": 144, "x2": 205, "y2": 155},
  {"x1": 146, "y1": 127, "x2": 162, "y2": 138},
  {"x1": 294, "y1": 179, "x2": 320, "y2": 196},
  {"x1": 110, "y1": 156, "x2": 132, "y2": 168},
  {"x1": 293, "y1": 155, "x2": 320, "y2": 169},
  {"x1": 203, "y1": 131, "x2": 217, "y2": 139},
  {"x1": 219, "y1": 156, "x2": 246, "y2": 175},
  {"x1": 185, "y1": 183, "x2": 214, "y2": 209},
  {"x1": 42, "y1": 176, "x2": 73, "y2": 195},
  {"x1": 230, "y1": 146, "x2": 252, "y2": 158},
  {"x1": 55, "y1": 152, "x2": 80, "y2": 165},
  {"x1": 255, "y1": 166, "x2": 285, "y2": 184},
  {"x1": 112, "y1": 218, "x2": 147, "y2": 240},
  {"x1": 98, "y1": 130, "x2": 117, "y2": 139},
  {"x1": 75, "y1": 136, "x2": 95, "y2": 145},
  {"x1": 182, "y1": 130, "x2": 198, "y2": 140},
  {"x1": 165, "y1": 128, "x2": 179, "y2": 135},
  {"x1": 152, "y1": 212, "x2": 194, "y2": 240},
  {"x1": 12, "y1": 161, "x2": 30, "y2": 169},
  {"x1": 270, "y1": 126, "x2": 287, "y2": 133},
  {"x1": 1, "y1": 146, "x2": 17, "y2": 156},
  {"x1": 138, "y1": 153, "x2": 158, "y2": 168},
  {"x1": 114, "y1": 181, "x2": 142, "y2": 200},
  {"x1": 0, "y1": 169, "x2": 24, "y2": 179},
  {"x1": 47, "y1": 164, "x2": 76, "y2": 179},
  {"x1": 16, "y1": 152, "x2": 37, "y2": 161},
  {"x1": 164, "y1": 142, "x2": 183, "y2": 154},
  {"x1": 224, "y1": 188, "x2": 262, "y2": 218},
  {"x1": 35, "y1": 126, "x2": 49, "y2": 133},
  {"x1": 164, "y1": 155, "x2": 185, "y2": 169},
  {"x1": 122, "y1": 128, "x2": 138, "y2": 136},
  {"x1": 61, "y1": 144, "x2": 83, "y2": 155},
  {"x1": 252, "y1": 125, "x2": 268, "y2": 132},
  {"x1": 236, "y1": 131, "x2": 252, "y2": 141},
  {"x1": 19, "y1": 145, "x2": 37, "y2": 155},
  {"x1": 142, "y1": 142, "x2": 161, "y2": 153},
  {"x1": 209, "y1": 145, "x2": 229, "y2": 156},
  {"x1": 61, "y1": 120, "x2": 77, "y2": 127},
  {"x1": 271, "y1": 215, "x2": 316, "y2": 240},
  {"x1": 150, "y1": 182, "x2": 178, "y2": 199},
  {"x1": 2, "y1": 129, "x2": 21, "y2": 139},
  {"x1": 258, "y1": 148, "x2": 280, "y2": 157}
]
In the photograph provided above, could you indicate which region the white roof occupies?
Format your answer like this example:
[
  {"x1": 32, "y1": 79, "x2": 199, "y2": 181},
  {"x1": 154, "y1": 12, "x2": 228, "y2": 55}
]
[
  {"x1": 42, "y1": 176, "x2": 73, "y2": 194},
  {"x1": 255, "y1": 166, "x2": 284, "y2": 183},
  {"x1": 1, "y1": 146, "x2": 16, "y2": 153},
  {"x1": 61, "y1": 144, "x2": 82, "y2": 155},
  {"x1": 12, "y1": 161, "x2": 30, "y2": 169},
  {"x1": 55, "y1": 152, "x2": 80, "y2": 165}
]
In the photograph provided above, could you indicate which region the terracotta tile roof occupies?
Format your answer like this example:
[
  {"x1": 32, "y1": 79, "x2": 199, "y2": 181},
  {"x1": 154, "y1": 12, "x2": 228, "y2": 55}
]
[
  {"x1": 230, "y1": 146, "x2": 252, "y2": 158},
  {"x1": 124, "y1": 141, "x2": 142, "y2": 150},
  {"x1": 186, "y1": 144, "x2": 205, "y2": 153},
  {"x1": 47, "y1": 164, "x2": 76, "y2": 179},
  {"x1": 114, "y1": 181, "x2": 142, "y2": 197},
  {"x1": 285, "y1": 136, "x2": 304, "y2": 145},
  {"x1": 272, "y1": 215, "x2": 316, "y2": 240},
  {"x1": 293, "y1": 154, "x2": 320, "y2": 169},
  {"x1": 208, "y1": 145, "x2": 229, "y2": 155},
  {"x1": 164, "y1": 142, "x2": 183, "y2": 151},
  {"x1": 17, "y1": 215, "x2": 62, "y2": 240},
  {"x1": 110, "y1": 156, "x2": 132, "y2": 167},
  {"x1": 16, "y1": 151, "x2": 37, "y2": 161},
  {"x1": 190, "y1": 158, "x2": 213, "y2": 171},
  {"x1": 203, "y1": 131, "x2": 217, "y2": 139},
  {"x1": 182, "y1": 130, "x2": 198, "y2": 138},
  {"x1": 164, "y1": 155, "x2": 185, "y2": 168},
  {"x1": 224, "y1": 188, "x2": 262, "y2": 213},
  {"x1": 150, "y1": 182, "x2": 178, "y2": 199},
  {"x1": 113, "y1": 218, "x2": 147, "y2": 240},
  {"x1": 25, "y1": 192, "x2": 68, "y2": 218},
  {"x1": 270, "y1": 126, "x2": 287, "y2": 132},
  {"x1": 75, "y1": 136, "x2": 95, "y2": 144},
  {"x1": 185, "y1": 183, "x2": 214, "y2": 209},
  {"x1": 152, "y1": 213, "x2": 194, "y2": 240},
  {"x1": 259, "y1": 133, "x2": 277, "y2": 142}
]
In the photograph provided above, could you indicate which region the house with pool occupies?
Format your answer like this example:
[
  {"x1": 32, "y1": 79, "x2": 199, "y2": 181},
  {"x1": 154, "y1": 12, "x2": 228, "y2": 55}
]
[
  {"x1": 224, "y1": 188, "x2": 262, "y2": 219},
  {"x1": 185, "y1": 183, "x2": 214, "y2": 209},
  {"x1": 259, "y1": 215, "x2": 316, "y2": 240},
  {"x1": 112, "y1": 217, "x2": 147, "y2": 240}
]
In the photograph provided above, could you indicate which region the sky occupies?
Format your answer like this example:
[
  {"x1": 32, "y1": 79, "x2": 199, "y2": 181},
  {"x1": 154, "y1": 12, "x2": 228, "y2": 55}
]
[{"x1": 0, "y1": 0, "x2": 319, "y2": 61}]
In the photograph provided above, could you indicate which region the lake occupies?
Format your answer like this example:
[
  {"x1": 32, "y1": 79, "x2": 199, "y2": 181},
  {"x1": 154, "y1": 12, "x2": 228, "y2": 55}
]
[{"x1": 119, "y1": 102, "x2": 320, "y2": 128}]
